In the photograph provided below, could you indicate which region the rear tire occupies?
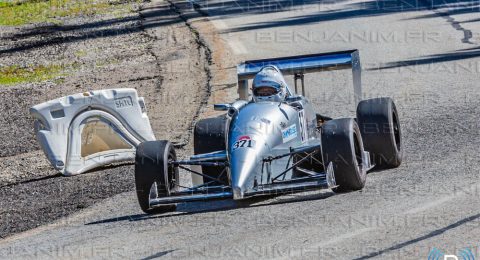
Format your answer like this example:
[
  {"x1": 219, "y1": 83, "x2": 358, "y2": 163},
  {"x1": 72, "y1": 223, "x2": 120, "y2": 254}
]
[
  {"x1": 357, "y1": 97, "x2": 402, "y2": 168},
  {"x1": 194, "y1": 117, "x2": 228, "y2": 185},
  {"x1": 135, "y1": 140, "x2": 178, "y2": 214},
  {"x1": 321, "y1": 118, "x2": 366, "y2": 192}
]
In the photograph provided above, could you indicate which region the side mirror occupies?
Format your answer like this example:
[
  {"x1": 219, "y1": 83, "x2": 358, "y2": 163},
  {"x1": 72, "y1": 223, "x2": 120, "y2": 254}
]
[{"x1": 214, "y1": 104, "x2": 232, "y2": 111}]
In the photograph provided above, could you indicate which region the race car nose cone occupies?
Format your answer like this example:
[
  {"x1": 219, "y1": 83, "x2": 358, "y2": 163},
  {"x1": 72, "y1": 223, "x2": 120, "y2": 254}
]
[{"x1": 230, "y1": 147, "x2": 261, "y2": 200}]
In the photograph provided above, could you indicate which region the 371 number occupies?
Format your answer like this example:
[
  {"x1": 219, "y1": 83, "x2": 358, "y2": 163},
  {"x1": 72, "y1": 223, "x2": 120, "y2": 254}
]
[{"x1": 233, "y1": 140, "x2": 253, "y2": 150}]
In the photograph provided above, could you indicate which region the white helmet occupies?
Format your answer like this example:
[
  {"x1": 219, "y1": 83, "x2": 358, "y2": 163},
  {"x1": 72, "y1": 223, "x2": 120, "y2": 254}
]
[{"x1": 252, "y1": 65, "x2": 288, "y2": 102}]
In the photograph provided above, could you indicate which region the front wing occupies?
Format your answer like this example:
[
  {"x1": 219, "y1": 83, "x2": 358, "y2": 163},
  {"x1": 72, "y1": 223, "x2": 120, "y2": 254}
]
[{"x1": 147, "y1": 149, "x2": 337, "y2": 208}]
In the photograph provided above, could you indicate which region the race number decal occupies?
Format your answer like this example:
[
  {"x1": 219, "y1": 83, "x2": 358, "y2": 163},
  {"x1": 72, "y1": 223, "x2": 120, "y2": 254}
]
[
  {"x1": 232, "y1": 136, "x2": 255, "y2": 150},
  {"x1": 298, "y1": 110, "x2": 308, "y2": 143}
]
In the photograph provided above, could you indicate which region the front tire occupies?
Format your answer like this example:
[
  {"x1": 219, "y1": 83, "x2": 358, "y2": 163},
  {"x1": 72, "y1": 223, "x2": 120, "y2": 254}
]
[
  {"x1": 357, "y1": 97, "x2": 402, "y2": 168},
  {"x1": 321, "y1": 118, "x2": 366, "y2": 192},
  {"x1": 135, "y1": 140, "x2": 178, "y2": 214},
  {"x1": 194, "y1": 117, "x2": 228, "y2": 185}
]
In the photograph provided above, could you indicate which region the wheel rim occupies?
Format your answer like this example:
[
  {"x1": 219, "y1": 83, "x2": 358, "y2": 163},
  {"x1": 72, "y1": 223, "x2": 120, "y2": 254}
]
[
  {"x1": 167, "y1": 150, "x2": 177, "y2": 192},
  {"x1": 353, "y1": 132, "x2": 363, "y2": 171},
  {"x1": 148, "y1": 182, "x2": 159, "y2": 201},
  {"x1": 392, "y1": 110, "x2": 401, "y2": 151},
  {"x1": 148, "y1": 149, "x2": 177, "y2": 202}
]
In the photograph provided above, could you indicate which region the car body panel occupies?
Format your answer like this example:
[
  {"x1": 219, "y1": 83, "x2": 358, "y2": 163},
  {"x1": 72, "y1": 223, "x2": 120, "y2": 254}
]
[{"x1": 30, "y1": 88, "x2": 155, "y2": 176}]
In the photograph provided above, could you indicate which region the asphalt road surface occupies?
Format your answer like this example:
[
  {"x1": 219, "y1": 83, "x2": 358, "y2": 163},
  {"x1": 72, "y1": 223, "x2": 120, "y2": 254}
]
[{"x1": 2, "y1": 0, "x2": 480, "y2": 259}]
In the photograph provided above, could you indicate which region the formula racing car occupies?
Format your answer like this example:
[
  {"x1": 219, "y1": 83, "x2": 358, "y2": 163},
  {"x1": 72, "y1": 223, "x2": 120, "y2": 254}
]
[{"x1": 133, "y1": 50, "x2": 402, "y2": 214}]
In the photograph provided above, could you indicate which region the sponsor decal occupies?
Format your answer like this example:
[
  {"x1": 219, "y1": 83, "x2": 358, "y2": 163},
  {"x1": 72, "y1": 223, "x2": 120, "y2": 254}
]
[
  {"x1": 114, "y1": 96, "x2": 133, "y2": 109},
  {"x1": 232, "y1": 135, "x2": 255, "y2": 150},
  {"x1": 282, "y1": 124, "x2": 297, "y2": 143}
]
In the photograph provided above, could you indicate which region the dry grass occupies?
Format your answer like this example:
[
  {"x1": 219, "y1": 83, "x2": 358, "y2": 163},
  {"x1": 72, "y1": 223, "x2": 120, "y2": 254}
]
[
  {"x1": 0, "y1": 64, "x2": 66, "y2": 85},
  {"x1": 0, "y1": 0, "x2": 141, "y2": 26}
]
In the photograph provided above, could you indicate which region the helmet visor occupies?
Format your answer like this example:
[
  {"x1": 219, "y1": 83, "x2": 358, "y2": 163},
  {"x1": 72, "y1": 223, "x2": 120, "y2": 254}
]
[{"x1": 253, "y1": 86, "x2": 279, "y2": 97}]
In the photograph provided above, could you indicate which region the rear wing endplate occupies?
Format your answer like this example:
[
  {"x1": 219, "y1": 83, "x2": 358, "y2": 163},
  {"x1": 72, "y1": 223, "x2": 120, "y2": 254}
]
[{"x1": 236, "y1": 49, "x2": 362, "y2": 104}]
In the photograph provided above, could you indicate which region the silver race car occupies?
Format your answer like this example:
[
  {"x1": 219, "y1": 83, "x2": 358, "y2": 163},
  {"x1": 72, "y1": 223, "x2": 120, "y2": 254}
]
[{"x1": 134, "y1": 50, "x2": 402, "y2": 214}]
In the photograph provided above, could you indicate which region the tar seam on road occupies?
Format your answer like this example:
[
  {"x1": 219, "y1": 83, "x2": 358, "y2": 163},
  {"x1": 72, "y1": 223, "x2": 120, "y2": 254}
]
[
  {"x1": 433, "y1": 10, "x2": 473, "y2": 44},
  {"x1": 420, "y1": 0, "x2": 473, "y2": 44},
  {"x1": 140, "y1": 249, "x2": 176, "y2": 260},
  {"x1": 167, "y1": 0, "x2": 214, "y2": 149},
  {"x1": 138, "y1": 5, "x2": 165, "y2": 92}
]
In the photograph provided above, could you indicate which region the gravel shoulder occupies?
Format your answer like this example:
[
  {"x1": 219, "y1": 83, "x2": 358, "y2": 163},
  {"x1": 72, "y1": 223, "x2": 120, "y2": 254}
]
[{"x1": 0, "y1": 0, "x2": 210, "y2": 237}]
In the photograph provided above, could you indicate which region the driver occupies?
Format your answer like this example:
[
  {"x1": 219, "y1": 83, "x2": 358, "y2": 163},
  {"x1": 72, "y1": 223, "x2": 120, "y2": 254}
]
[{"x1": 252, "y1": 65, "x2": 289, "y2": 102}]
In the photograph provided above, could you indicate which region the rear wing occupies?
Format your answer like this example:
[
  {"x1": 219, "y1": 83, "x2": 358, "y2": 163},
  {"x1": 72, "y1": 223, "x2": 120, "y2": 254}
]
[{"x1": 236, "y1": 49, "x2": 362, "y2": 105}]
